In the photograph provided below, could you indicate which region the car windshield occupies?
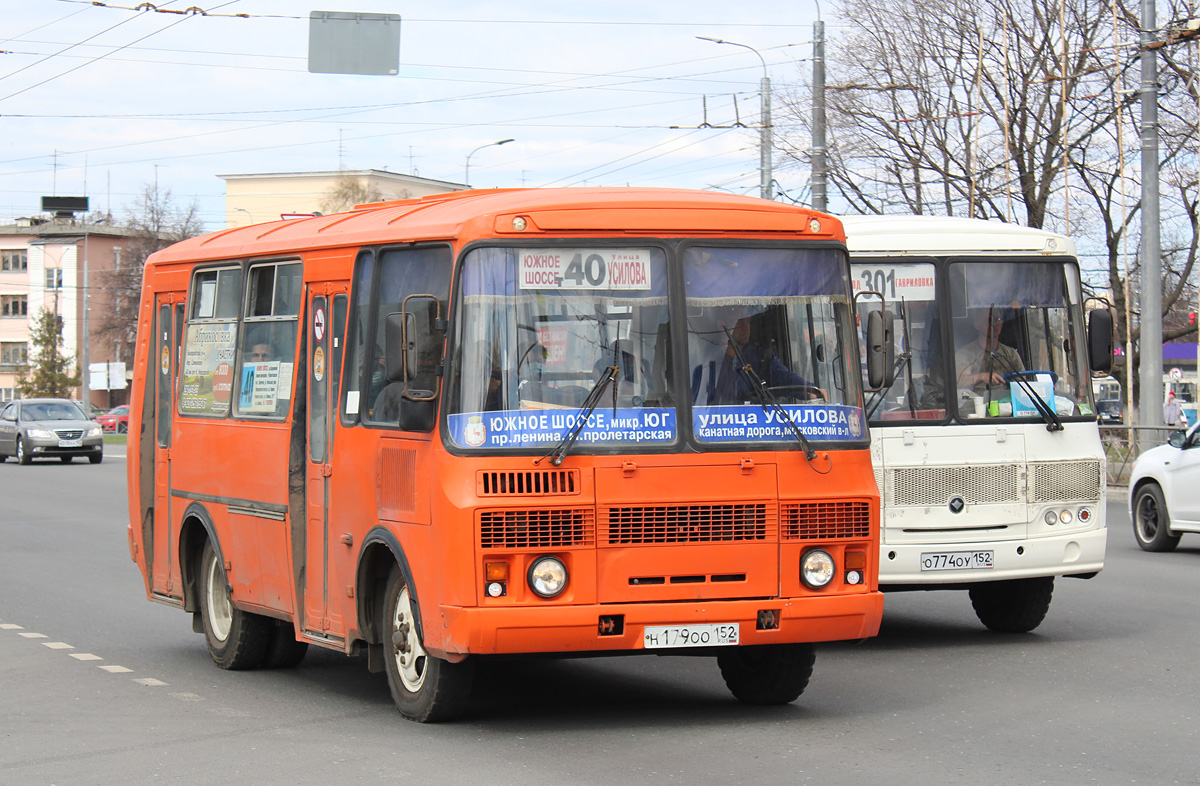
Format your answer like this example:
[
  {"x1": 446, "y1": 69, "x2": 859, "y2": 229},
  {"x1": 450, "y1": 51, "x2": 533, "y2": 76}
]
[
  {"x1": 858, "y1": 258, "x2": 1092, "y2": 423},
  {"x1": 445, "y1": 243, "x2": 865, "y2": 451},
  {"x1": 24, "y1": 401, "x2": 86, "y2": 421}
]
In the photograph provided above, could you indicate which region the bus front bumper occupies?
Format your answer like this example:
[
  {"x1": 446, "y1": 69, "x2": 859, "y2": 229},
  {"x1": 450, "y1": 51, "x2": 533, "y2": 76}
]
[
  {"x1": 878, "y1": 526, "x2": 1107, "y2": 586},
  {"x1": 431, "y1": 592, "x2": 884, "y2": 657}
]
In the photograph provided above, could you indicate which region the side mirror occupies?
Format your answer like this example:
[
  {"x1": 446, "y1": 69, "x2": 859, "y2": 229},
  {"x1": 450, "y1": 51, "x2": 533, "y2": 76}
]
[
  {"x1": 1087, "y1": 307, "x2": 1113, "y2": 374},
  {"x1": 385, "y1": 295, "x2": 444, "y2": 402},
  {"x1": 866, "y1": 309, "x2": 895, "y2": 390},
  {"x1": 1168, "y1": 430, "x2": 1187, "y2": 449}
]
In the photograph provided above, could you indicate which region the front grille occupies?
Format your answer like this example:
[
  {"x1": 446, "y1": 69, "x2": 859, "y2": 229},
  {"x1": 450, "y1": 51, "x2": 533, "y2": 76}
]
[
  {"x1": 891, "y1": 464, "x2": 1020, "y2": 506},
  {"x1": 1030, "y1": 460, "x2": 1102, "y2": 502},
  {"x1": 601, "y1": 502, "x2": 774, "y2": 545},
  {"x1": 781, "y1": 501, "x2": 871, "y2": 540},
  {"x1": 479, "y1": 507, "x2": 594, "y2": 549},
  {"x1": 477, "y1": 469, "x2": 579, "y2": 497},
  {"x1": 54, "y1": 429, "x2": 84, "y2": 440}
]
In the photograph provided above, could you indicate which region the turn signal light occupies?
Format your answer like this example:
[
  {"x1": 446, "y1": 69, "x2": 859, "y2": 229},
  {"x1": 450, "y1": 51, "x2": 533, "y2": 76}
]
[
  {"x1": 844, "y1": 551, "x2": 867, "y2": 571},
  {"x1": 485, "y1": 562, "x2": 508, "y2": 581}
]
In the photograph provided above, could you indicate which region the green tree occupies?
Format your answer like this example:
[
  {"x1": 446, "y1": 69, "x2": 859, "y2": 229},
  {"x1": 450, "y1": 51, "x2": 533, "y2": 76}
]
[{"x1": 16, "y1": 308, "x2": 80, "y2": 398}]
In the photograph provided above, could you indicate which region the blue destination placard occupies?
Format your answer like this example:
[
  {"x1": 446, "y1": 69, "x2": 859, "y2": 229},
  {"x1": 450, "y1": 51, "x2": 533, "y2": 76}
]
[
  {"x1": 693, "y1": 404, "x2": 866, "y2": 443},
  {"x1": 447, "y1": 408, "x2": 676, "y2": 449}
]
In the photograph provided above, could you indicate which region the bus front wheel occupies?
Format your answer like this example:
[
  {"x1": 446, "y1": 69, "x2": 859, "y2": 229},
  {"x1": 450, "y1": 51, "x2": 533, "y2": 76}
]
[
  {"x1": 381, "y1": 566, "x2": 473, "y2": 722},
  {"x1": 968, "y1": 576, "x2": 1054, "y2": 633},
  {"x1": 198, "y1": 540, "x2": 270, "y2": 669},
  {"x1": 717, "y1": 643, "x2": 816, "y2": 705}
]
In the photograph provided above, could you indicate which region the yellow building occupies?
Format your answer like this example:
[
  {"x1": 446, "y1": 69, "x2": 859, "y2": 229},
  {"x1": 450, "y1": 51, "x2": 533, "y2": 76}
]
[{"x1": 219, "y1": 169, "x2": 466, "y2": 227}]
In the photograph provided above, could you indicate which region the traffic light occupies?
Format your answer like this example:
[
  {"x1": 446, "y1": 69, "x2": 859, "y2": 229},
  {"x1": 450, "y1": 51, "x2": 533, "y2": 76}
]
[{"x1": 1190, "y1": 312, "x2": 1196, "y2": 326}]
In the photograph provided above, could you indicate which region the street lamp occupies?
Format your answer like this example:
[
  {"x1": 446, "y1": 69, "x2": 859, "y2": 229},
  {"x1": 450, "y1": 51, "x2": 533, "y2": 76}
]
[
  {"x1": 697, "y1": 37, "x2": 773, "y2": 200},
  {"x1": 464, "y1": 138, "x2": 514, "y2": 186}
]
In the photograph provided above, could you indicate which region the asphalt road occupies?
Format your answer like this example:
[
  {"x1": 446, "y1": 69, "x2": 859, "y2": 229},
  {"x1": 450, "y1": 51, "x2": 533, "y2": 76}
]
[{"x1": 2, "y1": 451, "x2": 1197, "y2": 786}]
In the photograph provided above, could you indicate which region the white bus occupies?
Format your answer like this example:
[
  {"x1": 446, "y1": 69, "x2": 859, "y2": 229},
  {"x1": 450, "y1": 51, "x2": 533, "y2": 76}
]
[{"x1": 844, "y1": 216, "x2": 1113, "y2": 632}]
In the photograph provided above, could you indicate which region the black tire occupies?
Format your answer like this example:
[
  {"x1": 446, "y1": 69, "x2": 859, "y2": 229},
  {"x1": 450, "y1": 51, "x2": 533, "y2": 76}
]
[
  {"x1": 60, "y1": 455, "x2": 73, "y2": 463},
  {"x1": 198, "y1": 540, "x2": 270, "y2": 670},
  {"x1": 1132, "y1": 483, "x2": 1181, "y2": 552},
  {"x1": 262, "y1": 620, "x2": 309, "y2": 669},
  {"x1": 381, "y1": 566, "x2": 473, "y2": 722},
  {"x1": 968, "y1": 577, "x2": 1054, "y2": 633},
  {"x1": 88, "y1": 453, "x2": 103, "y2": 464},
  {"x1": 717, "y1": 643, "x2": 816, "y2": 705},
  {"x1": 16, "y1": 438, "x2": 31, "y2": 465}
]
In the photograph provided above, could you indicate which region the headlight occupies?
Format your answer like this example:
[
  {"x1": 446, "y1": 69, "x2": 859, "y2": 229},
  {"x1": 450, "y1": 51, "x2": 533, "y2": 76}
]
[
  {"x1": 27, "y1": 428, "x2": 55, "y2": 440},
  {"x1": 86, "y1": 425, "x2": 102, "y2": 437},
  {"x1": 527, "y1": 556, "x2": 568, "y2": 598},
  {"x1": 1058, "y1": 510, "x2": 1074, "y2": 525},
  {"x1": 800, "y1": 548, "x2": 836, "y2": 589},
  {"x1": 1044, "y1": 509, "x2": 1058, "y2": 525}
]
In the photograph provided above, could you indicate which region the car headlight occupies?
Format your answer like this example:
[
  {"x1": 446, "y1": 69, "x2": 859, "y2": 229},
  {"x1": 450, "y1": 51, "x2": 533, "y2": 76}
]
[
  {"x1": 86, "y1": 425, "x2": 102, "y2": 437},
  {"x1": 27, "y1": 428, "x2": 55, "y2": 440},
  {"x1": 527, "y1": 556, "x2": 568, "y2": 598},
  {"x1": 800, "y1": 548, "x2": 836, "y2": 589}
]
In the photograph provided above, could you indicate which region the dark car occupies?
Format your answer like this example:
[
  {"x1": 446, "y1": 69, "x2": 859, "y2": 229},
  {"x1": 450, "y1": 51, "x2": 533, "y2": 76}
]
[
  {"x1": 95, "y1": 404, "x2": 130, "y2": 433},
  {"x1": 1097, "y1": 398, "x2": 1124, "y2": 424},
  {"x1": 0, "y1": 398, "x2": 105, "y2": 464}
]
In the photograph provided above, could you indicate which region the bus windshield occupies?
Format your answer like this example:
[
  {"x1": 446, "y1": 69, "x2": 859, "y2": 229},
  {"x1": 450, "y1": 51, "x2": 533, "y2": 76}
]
[
  {"x1": 863, "y1": 258, "x2": 1092, "y2": 423},
  {"x1": 446, "y1": 243, "x2": 864, "y2": 451}
]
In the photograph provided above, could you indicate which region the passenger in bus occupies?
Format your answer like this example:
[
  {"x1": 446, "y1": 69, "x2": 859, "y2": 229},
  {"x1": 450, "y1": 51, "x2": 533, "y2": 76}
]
[
  {"x1": 247, "y1": 341, "x2": 275, "y2": 362},
  {"x1": 696, "y1": 317, "x2": 822, "y2": 405},
  {"x1": 956, "y1": 308, "x2": 1023, "y2": 389}
]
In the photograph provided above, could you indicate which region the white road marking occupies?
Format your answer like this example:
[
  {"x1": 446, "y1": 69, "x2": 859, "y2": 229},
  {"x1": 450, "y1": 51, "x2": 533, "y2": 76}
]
[
  {"x1": 70, "y1": 653, "x2": 103, "y2": 661},
  {"x1": 99, "y1": 665, "x2": 133, "y2": 673},
  {"x1": 0, "y1": 623, "x2": 23, "y2": 630},
  {"x1": 18, "y1": 632, "x2": 47, "y2": 639},
  {"x1": 42, "y1": 642, "x2": 74, "y2": 650},
  {"x1": 170, "y1": 693, "x2": 204, "y2": 702},
  {"x1": 133, "y1": 678, "x2": 168, "y2": 687}
]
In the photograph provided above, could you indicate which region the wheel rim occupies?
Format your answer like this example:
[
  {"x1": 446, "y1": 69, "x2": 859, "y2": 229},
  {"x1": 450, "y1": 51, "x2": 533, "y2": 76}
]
[
  {"x1": 204, "y1": 552, "x2": 233, "y2": 642},
  {"x1": 1135, "y1": 494, "x2": 1160, "y2": 542},
  {"x1": 389, "y1": 585, "x2": 427, "y2": 693}
]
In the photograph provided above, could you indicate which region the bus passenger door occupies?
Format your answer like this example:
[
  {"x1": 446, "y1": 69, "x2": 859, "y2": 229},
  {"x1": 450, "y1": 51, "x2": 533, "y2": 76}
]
[
  {"x1": 152, "y1": 298, "x2": 183, "y2": 596},
  {"x1": 304, "y1": 288, "x2": 348, "y2": 637}
]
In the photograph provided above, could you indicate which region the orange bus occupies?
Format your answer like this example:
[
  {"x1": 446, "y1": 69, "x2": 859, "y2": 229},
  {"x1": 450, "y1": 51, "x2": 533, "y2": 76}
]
[{"x1": 126, "y1": 188, "x2": 886, "y2": 722}]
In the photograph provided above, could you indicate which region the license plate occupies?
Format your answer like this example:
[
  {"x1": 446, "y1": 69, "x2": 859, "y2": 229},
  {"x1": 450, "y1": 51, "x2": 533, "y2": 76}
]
[
  {"x1": 58, "y1": 439, "x2": 82, "y2": 448},
  {"x1": 920, "y1": 550, "x2": 994, "y2": 571},
  {"x1": 643, "y1": 623, "x2": 739, "y2": 649}
]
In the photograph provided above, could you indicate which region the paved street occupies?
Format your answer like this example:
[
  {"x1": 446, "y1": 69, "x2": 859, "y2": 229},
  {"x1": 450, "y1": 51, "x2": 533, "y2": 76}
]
[{"x1": 1, "y1": 452, "x2": 1196, "y2": 785}]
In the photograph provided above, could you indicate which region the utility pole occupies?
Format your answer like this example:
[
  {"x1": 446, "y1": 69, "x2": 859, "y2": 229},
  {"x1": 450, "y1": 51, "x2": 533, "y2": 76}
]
[
  {"x1": 811, "y1": 18, "x2": 827, "y2": 212},
  {"x1": 1138, "y1": 0, "x2": 1164, "y2": 450},
  {"x1": 697, "y1": 37, "x2": 773, "y2": 200}
]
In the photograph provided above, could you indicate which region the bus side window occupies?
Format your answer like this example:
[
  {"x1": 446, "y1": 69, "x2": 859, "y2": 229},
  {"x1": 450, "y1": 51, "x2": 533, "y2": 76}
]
[
  {"x1": 235, "y1": 261, "x2": 302, "y2": 419},
  {"x1": 363, "y1": 246, "x2": 451, "y2": 431}
]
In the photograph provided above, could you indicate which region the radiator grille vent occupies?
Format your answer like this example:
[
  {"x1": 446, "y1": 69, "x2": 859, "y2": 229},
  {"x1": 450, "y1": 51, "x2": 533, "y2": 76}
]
[
  {"x1": 602, "y1": 503, "x2": 775, "y2": 545},
  {"x1": 380, "y1": 447, "x2": 417, "y2": 514},
  {"x1": 477, "y1": 469, "x2": 579, "y2": 497},
  {"x1": 479, "y1": 508, "x2": 595, "y2": 549},
  {"x1": 1030, "y1": 460, "x2": 1102, "y2": 502},
  {"x1": 781, "y1": 501, "x2": 871, "y2": 540},
  {"x1": 892, "y1": 464, "x2": 1020, "y2": 506}
]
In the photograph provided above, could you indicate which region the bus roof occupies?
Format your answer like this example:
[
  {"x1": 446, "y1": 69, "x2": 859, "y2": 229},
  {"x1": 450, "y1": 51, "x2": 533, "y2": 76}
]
[
  {"x1": 840, "y1": 215, "x2": 1076, "y2": 257},
  {"x1": 149, "y1": 187, "x2": 843, "y2": 266}
]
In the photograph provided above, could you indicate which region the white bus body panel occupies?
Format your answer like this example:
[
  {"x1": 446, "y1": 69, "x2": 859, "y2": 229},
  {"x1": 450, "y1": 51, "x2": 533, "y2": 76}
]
[{"x1": 871, "y1": 421, "x2": 1107, "y2": 585}]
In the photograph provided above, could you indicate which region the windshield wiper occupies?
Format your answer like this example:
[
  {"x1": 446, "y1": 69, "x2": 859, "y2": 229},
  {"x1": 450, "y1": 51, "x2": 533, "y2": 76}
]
[
  {"x1": 725, "y1": 329, "x2": 822, "y2": 465},
  {"x1": 988, "y1": 353, "x2": 1064, "y2": 432},
  {"x1": 536, "y1": 354, "x2": 618, "y2": 466}
]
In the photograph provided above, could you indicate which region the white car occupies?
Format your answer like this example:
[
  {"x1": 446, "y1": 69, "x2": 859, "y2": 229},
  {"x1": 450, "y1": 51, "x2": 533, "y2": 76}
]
[{"x1": 1129, "y1": 423, "x2": 1200, "y2": 551}]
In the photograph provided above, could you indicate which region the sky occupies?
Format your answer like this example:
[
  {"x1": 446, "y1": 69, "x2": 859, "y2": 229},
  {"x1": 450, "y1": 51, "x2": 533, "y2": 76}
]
[{"x1": 0, "y1": 0, "x2": 826, "y2": 230}]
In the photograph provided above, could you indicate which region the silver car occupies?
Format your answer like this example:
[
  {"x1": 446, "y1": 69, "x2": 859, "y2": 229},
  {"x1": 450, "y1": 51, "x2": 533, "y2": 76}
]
[{"x1": 0, "y1": 398, "x2": 105, "y2": 464}]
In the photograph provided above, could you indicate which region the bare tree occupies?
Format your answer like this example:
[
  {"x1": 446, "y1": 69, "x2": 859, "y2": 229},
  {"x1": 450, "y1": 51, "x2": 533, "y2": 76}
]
[
  {"x1": 777, "y1": 0, "x2": 1200, "y2": 401},
  {"x1": 320, "y1": 173, "x2": 386, "y2": 214},
  {"x1": 93, "y1": 184, "x2": 204, "y2": 365}
]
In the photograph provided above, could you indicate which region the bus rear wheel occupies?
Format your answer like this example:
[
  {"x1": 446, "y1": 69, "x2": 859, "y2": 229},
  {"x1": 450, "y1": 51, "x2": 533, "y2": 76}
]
[
  {"x1": 717, "y1": 643, "x2": 816, "y2": 705},
  {"x1": 199, "y1": 540, "x2": 270, "y2": 669},
  {"x1": 381, "y1": 566, "x2": 473, "y2": 722},
  {"x1": 968, "y1": 576, "x2": 1054, "y2": 633},
  {"x1": 262, "y1": 620, "x2": 308, "y2": 669}
]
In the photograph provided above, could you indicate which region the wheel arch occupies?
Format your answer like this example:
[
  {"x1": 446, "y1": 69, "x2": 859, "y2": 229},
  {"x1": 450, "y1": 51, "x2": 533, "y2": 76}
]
[
  {"x1": 356, "y1": 526, "x2": 422, "y2": 646},
  {"x1": 1129, "y1": 477, "x2": 1167, "y2": 526},
  {"x1": 178, "y1": 502, "x2": 221, "y2": 614}
]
